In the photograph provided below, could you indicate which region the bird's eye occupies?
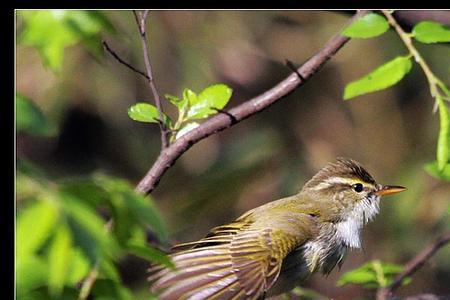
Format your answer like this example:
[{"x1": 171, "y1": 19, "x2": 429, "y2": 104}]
[{"x1": 352, "y1": 183, "x2": 364, "y2": 193}]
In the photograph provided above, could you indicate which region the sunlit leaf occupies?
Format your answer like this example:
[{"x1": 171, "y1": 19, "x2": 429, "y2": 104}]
[
  {"x1": 412, "y1": 21, "x2": 450, "y2": 43},
  {"x1": 437, "y1": 96, "x2": 450, "y2": 171},
  {"x1": 186, "y1": 84, "x2": 233, "y2": 119},
  {"x1": 47, "y1": 224, "x2": 73, "y2": 297},
  {"x1": 342, "y1": 13, "x2": 389, "y2": 38},
  {"x1": 17, "y1": 200, "x2": 58, "y2": 259},
  {"x1": 16, "y1": 93, "x2": 56, "y2": 136},
  {"x1": 128, "y1": 102, "x2": 171, "y2": 127},
  {"x1": 175, "y1": 122, "x2": 200, "y2": 139},
  {"x1": 183, "y1": 88, "x2": 198, "y2": 106},
  {"x1": 344, "y1": 56, "x2": 412, "y2": 100},
  {"x1": 337, "y1": 268, "x2": 378, "y2": 287},
  {"x1": 424, "y1": 161, "x2": 450, "y2": 181},
  {"x1": 18, "y1": 10, "x2": 114, "y2": 71},
  {"x1": 17, "y1": 255, "x2": 48, "y2": 296},
  {"x1": 66, "y1": 249, "x2": 90, "y2": 286},
  {"x1": 337, "y1": 261, "x2": 404, "y2": 289},
  {"x1": 126, "y1": 242, "x2": 174, "y2": 268},
  {"x1": 165, "y1": 93, "x2": 188, "y2": 111}
]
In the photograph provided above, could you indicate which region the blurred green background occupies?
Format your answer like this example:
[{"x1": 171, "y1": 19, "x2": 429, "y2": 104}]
[{"x1": 16, "y1": 10, "x2": 450, "y2": 299}]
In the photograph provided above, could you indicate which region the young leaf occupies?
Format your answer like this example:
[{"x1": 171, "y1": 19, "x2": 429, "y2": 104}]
[
  {"x1": 424, "y1": 161, "x2": 450, "y2": 181},
  {"x1": 128, "y1": 103, "x2": 159, "y2": 123},
  {"x1": 342, "y1": 13, "x2": 389, "y2": 38},
  {"x1": 344, "y1": 56, "x2": 412, "y2": 100},
  {"x1": 337, "y1": 268, "x2": 378, "y2": 287},
  {"x1": 186, "y1": 84, "x2": 233, "y2": 119},
  {"x1": 165, "y1": 93, "x2": 187, "y2": 111},
  {"x1": 47, "y1": 225, "x2": 73, "y2": 297},
  {"x1": 412, "y1": 21, "x2": 450, "y2": 44},
  {"x1": 183, "y1": 88, "x2": 198, "y2": 106},
  {"x1": 437, "y1": 96, "x2": 450, "y2": 171},
  {"x1": 126, "y1": 242, "x2": 174, "y2": 268},
  {"x1": 17, "y1": 200, "x2": 58, "y2": 259},
  {"x1": 128, "y1": 103, "x2": 172, "y2": 127},
  {"x1": 175, "y1": 122, "x2": 200, "y2": 140}
]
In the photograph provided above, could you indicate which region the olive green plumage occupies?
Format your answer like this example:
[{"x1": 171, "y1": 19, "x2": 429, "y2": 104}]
[{"x1": 148, "y1": 158, "x2": 405, "y2": 299}]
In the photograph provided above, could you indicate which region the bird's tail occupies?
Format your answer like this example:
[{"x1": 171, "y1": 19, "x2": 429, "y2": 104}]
[{"x1": 148, "y1": 236, "x2": 247, "y2": 300}]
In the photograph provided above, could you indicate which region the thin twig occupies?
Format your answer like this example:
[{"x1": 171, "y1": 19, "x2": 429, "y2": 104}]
[
  {"x1": 102, "y1": 40, "x2": 149, "y2": 80},
  {"x1": 135, "y1": 10, "x2": 370, "y2": 195},
  {"x1": 133, "y1": 10, "x2": 170, "y2": 149},
  {"x1": 376, "y1": 232, "x2": 450, "y2": 300}
]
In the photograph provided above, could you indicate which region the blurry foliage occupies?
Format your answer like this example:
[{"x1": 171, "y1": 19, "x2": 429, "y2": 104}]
[
  {"x1": 337, "y1": 260, "x2": 410, "y2": 289},
  {"x1": 17, "y1": 154, "x2": 171, "y2": 300},
  {"x1": 18, "y1": 10, "x2": 115, "y2": 71},
  {"x1": 16, "y1": 10, "x2": 450, "y2": 300},
  {"x1": 16, "y1": 93, "x2": 57, "y2": 136}
]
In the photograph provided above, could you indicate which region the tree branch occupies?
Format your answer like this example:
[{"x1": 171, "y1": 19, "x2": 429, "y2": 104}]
[
  {"x1": 135, "y1": 10, "x2": 370, "y2": 195},
  {"x1": 376, "y1": 232, "x2": 450, "y2": 300},
  {"x1": 133, "y1": 10, "x2": 170, "y2": 149}
]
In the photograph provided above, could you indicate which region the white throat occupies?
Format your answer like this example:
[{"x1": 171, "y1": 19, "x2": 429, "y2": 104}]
[{"x1": 336, "y1": 195, "x2": 380, "y2": 248}]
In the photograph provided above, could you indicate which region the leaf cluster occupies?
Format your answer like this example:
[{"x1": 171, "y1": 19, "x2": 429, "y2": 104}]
[{"x1": 342, "y1": 13, "x2": 450, "y2": 181}]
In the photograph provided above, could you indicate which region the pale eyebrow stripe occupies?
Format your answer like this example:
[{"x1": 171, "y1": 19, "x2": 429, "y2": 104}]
[{"x1": 313, "y1": 176, "x2": 375, "y2": 190}]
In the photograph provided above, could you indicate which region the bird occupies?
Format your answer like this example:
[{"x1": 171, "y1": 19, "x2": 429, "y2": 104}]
[{"x1": 148, "y1": 158, "x2": 406, "y2": 300}]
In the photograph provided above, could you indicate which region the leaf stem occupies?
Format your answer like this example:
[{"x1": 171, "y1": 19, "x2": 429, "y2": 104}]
[{"x1": 381, "y1": 11, "x2": 446, "y2": 105}]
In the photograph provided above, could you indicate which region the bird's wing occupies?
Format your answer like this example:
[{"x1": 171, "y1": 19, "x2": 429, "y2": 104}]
[{"x1": 149, "y1": 212, "x2": 315, "y2": 300}]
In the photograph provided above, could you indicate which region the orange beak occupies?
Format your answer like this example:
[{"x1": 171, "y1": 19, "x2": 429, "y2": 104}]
[{"x1": 375, "y1": 185, "x2": 406, "y2": 197}]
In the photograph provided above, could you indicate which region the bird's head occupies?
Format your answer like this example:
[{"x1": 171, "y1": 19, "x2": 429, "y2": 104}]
[{"x1": 301, "y1": 158, "x2": 405, "y2": 247}]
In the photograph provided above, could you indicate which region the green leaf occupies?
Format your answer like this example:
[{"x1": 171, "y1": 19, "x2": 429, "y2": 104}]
[
  {"x1": 183, "y1": 88, "x2": 198, "y2": 106},
  {"x1": 17, "y1": 200, "x2": 59, "y2": 259},
  {"x1": 412, "y1": 21, "x2": 450, "y2": 43},
  {"x1": 19, "y1": 11, "x2": 114, "y2": 71},
  {"x1": 60, "y1": 193, "x2": 117, "y2": 262},
  {"x1": 17, "y1": 255, "x2": 48, "y2": 296},
  {"x1": 47, "y1": 224, "x2": 73, "y2": 297},
  {"x1": 424, "y1": 161, "x2": 450, "y2": 181},
  {"x1": 337, "y1": 268, "x2": 378, "y2": 287},
  {"x1": 342, "y1": 13, "x2": 389, "y2": 38},
  {"x1": 186, "y1": 84, "x2": 233, "y2": 119},
  {"x1": 344, "y1": 56, "x2": 412, "y2": 100},
  {"x1": 175, "y1": 122, "x2": 200, "y2": 139},
  {"x1": 16, "y1": 93, "x2": 56, "y2": 136},
  {"x1": 128, "y1": 103, "x2": 171, "y2": 127},
  {"x1": 437, "y1": 96, "x2": 450, "y2": 170},
  {"x1": 59, "y1": 178, "x2": 109, "y2": 207},
  {"x1": 337, "y1": 261, "x2": 403, "y2": 288},
  {"x1": 94, "y1": 175, "x2": 169, "y2": 244},
  {"x1": 66, "y1": 249, "x2": 90, "y2": 286},
  {"x1": 91, "y1": 279, "x2": 133, "y2": 300},
  {"x1": 126, "y1": 242, "x2": 174, "y2": 268},
  {"x1": 165, "y1": 93, "x2": 188, "y2": 111}
]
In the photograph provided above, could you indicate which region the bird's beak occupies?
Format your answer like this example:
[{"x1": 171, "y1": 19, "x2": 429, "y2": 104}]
[{"x1": 375, "y1": 185, "x2": 406, "y2": 197}]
